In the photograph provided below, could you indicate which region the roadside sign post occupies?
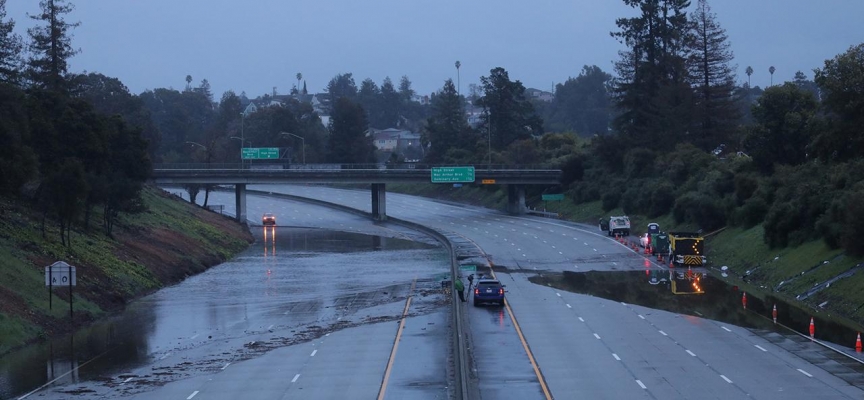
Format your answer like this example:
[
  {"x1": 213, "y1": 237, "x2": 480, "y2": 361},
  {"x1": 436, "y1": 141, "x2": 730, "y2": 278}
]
[
  {"x1": 431, "y1": 166, "x2": 475, "y2": 183},
  {"x1": 45, "y1": 261, "x2": 77, "y2": 319},
  {"x1": 541, "y1": 193, "x2": 564, "y2": 214}
]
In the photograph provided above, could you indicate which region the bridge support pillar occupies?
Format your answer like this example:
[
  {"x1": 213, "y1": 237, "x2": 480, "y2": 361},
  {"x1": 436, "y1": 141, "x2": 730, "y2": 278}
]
[
  {"x1": 371, "y1": 183, "x2": 387, "y2": 221},
  {"x1": 506, "y1": 184, "x2": 527, "y2": 215},
  {"x1": 234, "y1": 183, "x2": 247, "y2": 224}
]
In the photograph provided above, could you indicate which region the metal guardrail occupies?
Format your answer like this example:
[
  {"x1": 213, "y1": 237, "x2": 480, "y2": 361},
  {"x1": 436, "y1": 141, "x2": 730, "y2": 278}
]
[{"x1": 153, "y1": 162, "x2": 559, "y2": 171}]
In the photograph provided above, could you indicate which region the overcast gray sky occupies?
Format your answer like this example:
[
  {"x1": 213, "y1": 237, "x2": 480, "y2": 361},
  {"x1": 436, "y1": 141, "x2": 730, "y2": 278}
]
[{"x1": 6, "y1": 0, "x2": 863, "y2": 99}]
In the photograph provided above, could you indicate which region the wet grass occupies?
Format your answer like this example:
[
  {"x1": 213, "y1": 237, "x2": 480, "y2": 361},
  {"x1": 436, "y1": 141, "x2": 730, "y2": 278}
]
[{"x1": 0, "y1": 186, "x2": 252, "y2": 355}]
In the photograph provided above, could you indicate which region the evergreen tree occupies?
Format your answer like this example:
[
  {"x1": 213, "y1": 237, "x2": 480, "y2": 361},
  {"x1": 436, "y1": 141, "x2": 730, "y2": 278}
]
[
  {"x1": 813, "y1": 43, "x2": 864, "y2": 162},
  {"x1": 424, "y1": 79, "x2": 474, "y2": 162},
  {"x1": 379, "y1": 77, "x2": 400, "y2": 128},
  {"x1": 327, "y1": 97, "x2": 374, "y2": 163},
  {"x1": 546, "y1": 65, "x2": 612, "y2": 135},
  {"x1": 326, "y1": 73, "x2": 357, "y2": 100},
  {"x1": 27, "y1": 0, "x2": 80, "y2": 91},
  {"x1": 399, "y1": 75, "x2": 415, "y2": 102},
  {"x1": 688, "y1": 0, "x2": 738, "y2": 151},
  {"x1": 357, "y1": 78, "x2": 380, "y2": 127},
  {"x1": 611, "y1": 0, "x2": 693, "y2": 148},
  {"x1": 477, "y1": 67, "x2": 543, "y2": 154},
  {"x1": 0, "y1": 0, "x2": 23, "y2": 85}
]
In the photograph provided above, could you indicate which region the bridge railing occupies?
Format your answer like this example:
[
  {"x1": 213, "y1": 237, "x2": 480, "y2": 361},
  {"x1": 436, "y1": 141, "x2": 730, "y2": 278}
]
[{"x1": 152, "y1": 163, "x2": 559, "y2": 171}]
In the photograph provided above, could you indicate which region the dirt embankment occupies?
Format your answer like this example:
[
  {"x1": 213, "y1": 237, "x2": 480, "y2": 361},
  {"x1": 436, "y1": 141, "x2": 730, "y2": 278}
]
[{"x1": 0, "y1": 186, "x2": 253, "y2": 354}]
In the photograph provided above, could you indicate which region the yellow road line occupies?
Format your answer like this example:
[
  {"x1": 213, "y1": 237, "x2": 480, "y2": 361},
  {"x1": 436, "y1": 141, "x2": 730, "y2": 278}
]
[
  {"x1": 490, "y1": 267, "x2": 554, "y2": 400},
  {"x1": 377, "y1": 278, "x2": 415, "y2": 400}
]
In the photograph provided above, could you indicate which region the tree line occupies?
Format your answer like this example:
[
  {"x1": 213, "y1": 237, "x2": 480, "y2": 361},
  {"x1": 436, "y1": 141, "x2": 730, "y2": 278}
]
[
  {"x1": 0, "y1": 0, "x2": 150, "y2": 245},
  {"x1": 564, "y1": 0, "x2": 864, "y2": 255},
  {"x1": 3, "y1": 0, "x2": 862, "y2": 256}
]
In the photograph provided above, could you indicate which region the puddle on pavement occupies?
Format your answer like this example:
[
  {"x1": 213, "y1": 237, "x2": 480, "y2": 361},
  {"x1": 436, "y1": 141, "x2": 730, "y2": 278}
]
[
  {"x1": 0, "y1": 227, "x2": 445, "y2": 400},
  {"x1": 530, "y1": 269, "x2": 864, "y2": 351},
  {"x1": 531, "y1": 269, "x2": 864, "y2": 389}
]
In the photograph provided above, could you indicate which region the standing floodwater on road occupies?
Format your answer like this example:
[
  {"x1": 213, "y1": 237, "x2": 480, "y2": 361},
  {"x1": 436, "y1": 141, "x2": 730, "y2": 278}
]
[{"x1": 0, "y1": 226, "x2": 450, "y2": 400}]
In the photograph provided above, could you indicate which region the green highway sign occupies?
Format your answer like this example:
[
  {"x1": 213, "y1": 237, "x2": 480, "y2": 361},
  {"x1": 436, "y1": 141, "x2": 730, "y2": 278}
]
[
  {"x1": 431, "y1": 166, "x2": 475, "y2": 183},
  {"x1": 242, "y1": 147, "x2": 280, "y2": 159},
  {"x1": 459, "y1": 265, "x2": 477, "y2": 272},
  {"x1": 542, "y1": 193, "x2": 565, "y2": 201}
]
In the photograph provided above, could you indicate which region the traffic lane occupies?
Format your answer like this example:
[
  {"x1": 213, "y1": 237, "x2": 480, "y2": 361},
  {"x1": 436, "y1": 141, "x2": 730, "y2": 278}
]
[
  {"x1": 380, "y1": 309, "x2": 450, "y2": 399},
  {"x1": 502, "y1": 271, "x2": 751, "y2": 399},
  {"x1": 493, "y1": 270, "x2": 652, "y2": 399},
  {"x1": 618, "y1": 305, "x2": 864, "y2": 399},
  {"x1": 131, "y1": 320, "x2": 397, "y2": 400},
  {"x1": 554, "y1": 288, "x2": 863, "y2": 399},
  {"x1": 464, "y1": 302, "x2": 546, "y2": 399}
]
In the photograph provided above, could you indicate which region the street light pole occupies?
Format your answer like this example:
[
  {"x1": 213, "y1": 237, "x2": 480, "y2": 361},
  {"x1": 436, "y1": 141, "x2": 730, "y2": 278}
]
[
  {"x1": 280, "y1": 132, "x2": 305, "y2": 164},
  {"x1": 455, "y1": 60, "x2": 461, "y2": 98},
  {"x1": 240, "y1": 112, "x2": 245, "y2": 168}
]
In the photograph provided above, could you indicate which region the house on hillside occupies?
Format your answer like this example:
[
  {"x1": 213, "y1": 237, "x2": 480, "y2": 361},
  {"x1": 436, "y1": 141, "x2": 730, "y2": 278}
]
[{"x1": 525, "y1": 88, "x2": 554, "y2": 102}]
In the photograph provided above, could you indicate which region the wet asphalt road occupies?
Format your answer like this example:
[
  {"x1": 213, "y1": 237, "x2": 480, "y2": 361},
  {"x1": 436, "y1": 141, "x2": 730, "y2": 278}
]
[
  {"x1": 3, "y1": 190, "x2": 452, "y2": 400},
  {"x1": 253, "y1": 184, "x2": 864, "y2": 400}
]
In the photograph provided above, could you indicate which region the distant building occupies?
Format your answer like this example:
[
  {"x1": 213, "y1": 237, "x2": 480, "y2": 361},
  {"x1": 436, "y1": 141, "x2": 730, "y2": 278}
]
[
  {"x1": 525, "y1": 88, "x2": 554, "y2": 102},
  {"x1": 370, "y1": 128, "x2": 421, "y2": 152}
]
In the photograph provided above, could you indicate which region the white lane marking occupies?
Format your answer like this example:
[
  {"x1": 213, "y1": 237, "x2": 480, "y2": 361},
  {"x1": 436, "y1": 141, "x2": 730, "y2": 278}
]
[
  {"x1": 659, "y1": 330, "x2": 668, "y2": 336},
  {"x1": 517, "y1": 248, "x2": 521, "y2": 251},
  {"x1": 620, "y1": 302, "x2": 626, "y2": 306},
  {"x1": 559, "y1": 251, "x2": 563, "y2": 254},
  {"x1": 284, "y1": 310, "x2": 290, "y2": 315},
  {"x1": 556, "y1": 293, "x2": 561, "y2": 297},
  {"x1": 122, "y1": 377, "x2": 133, "y2": 383},
  {"x1": 593, "y1": 248, "x2": 597, "y2": 252},
  {"x1": 311, "y1": 349, "x2": 318, "y2": 357},
  {"x1": 325, "y1": 333, "x2": 330, "y2": 337},
  {"x1": 722, "y1": 326, "x2": 732, "y2": 332},
  {"x1": 636, "y1": 380, "x2": 647, "y2": 389},
  {"x1": 187, "y1": 391, "x2": 199, "y2": 399},
  {"x1": 612, "y1": 262, "x2": 618, "y2": 266},
  {"x1": 686, "y1": 350, "x2": 696, "y2": 357},
  {"x1": 583, "y1": 242, "x2": 588, "y2": 245},
  {"x1": 566, "y1": 304, "x2": 572, "y2": 308},
  {"x1": 189, "y1": 334, "x2": 199, "y2": 340},
  {"x1": 221, "y1": 362, "x2": 231, "y2": 370},
  {"x1": 638, "y1": 315, "x2": 645, "y2": 319},
  {"x1": 523, "y1": 254, "x2": 526, "y2": 257},
  {"x1": 578, "y1": 317, "x2": 584, "y2": 322},
  {"x1": 798, "y1": 369, "x2": 813, "y2": 377},
  {"x1": 552, "y1": 245, "x2": 556, "y2": 249},
  {"x1": 755, "y1": 345, "x2": 767, "y2": 352},
  {"x1": 543, "y1": 240, "x2": 547, "y2": 243},
  {"x1": 694, "y1": 311, "x2": 703, "y2": 316},
  {"x1": 292, "y1": 374, "x2": 301, "y2": 383},
  {"x1": 159, "y1": 352, "x2": 171, "y2": 360},
  {"x1": 593, "y1": 333, "x2": 601, "y2": 339},
  {"x1": 613, "y1": 353, "x2": 621, "y2": 361},
  {"x1": 720, "y1": 375, "x2": 733, "y2": 383},
  {"x1": 268, "y1": 324, "x2": 274, "y2": 330}
]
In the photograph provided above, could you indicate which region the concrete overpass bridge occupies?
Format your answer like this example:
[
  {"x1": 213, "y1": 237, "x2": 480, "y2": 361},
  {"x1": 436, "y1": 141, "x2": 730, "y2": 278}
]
[{"x1": 151, "y1": 163, "x2": 561, "y2": 223}]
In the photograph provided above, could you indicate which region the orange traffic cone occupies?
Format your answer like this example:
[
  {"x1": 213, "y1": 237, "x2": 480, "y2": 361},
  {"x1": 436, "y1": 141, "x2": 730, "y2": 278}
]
[
  {"x1": 772, "y1": 304, "x2": 777, "y2": 324},
  {"x1": 809, "y1": 317, "x2": 815, "y2": 339},
  {"x1": 741, "y1": 292, "x2": 747, "y2": 309},
  {"x1": 856, "y1": 333, "x2": 862, "y2": 353}
]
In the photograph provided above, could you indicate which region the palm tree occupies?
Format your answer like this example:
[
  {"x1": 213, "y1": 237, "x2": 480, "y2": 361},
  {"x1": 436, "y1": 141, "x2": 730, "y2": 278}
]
[
  {"x1": 185, "y1": 75, "x2": 192, "y2": 91},
  {"x1": 296, "y1": 73, "x2": 302, "y2": 95},
  {"x1": 769, "y1": 66, "x2": 776, "y2": 86},
  {"x1": 745, "y1": 66, "x2": 753, "y2": 87}
]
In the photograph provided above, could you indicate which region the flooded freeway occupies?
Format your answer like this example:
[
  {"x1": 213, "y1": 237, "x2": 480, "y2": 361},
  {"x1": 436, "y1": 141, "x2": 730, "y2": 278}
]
[{"x1": 1, "y1": 191, "x2": 452, "y2": 399}]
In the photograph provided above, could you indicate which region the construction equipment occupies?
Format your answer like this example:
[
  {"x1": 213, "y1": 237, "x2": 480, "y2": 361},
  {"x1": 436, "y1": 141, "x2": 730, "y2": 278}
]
[{"x1": 667, "y1": 232, "x2": 706, "y2": 267}]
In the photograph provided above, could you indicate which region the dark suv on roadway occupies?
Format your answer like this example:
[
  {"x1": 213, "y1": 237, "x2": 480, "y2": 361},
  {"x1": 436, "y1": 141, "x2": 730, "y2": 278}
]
[{"x1": 473, "y1": 279, "x2": 505, "y2": 306}]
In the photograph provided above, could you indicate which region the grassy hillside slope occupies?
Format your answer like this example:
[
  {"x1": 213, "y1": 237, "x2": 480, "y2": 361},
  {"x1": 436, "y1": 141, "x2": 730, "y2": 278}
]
[{"x1": 0, "y1": 186, "x2": 253, "y2": 354}]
